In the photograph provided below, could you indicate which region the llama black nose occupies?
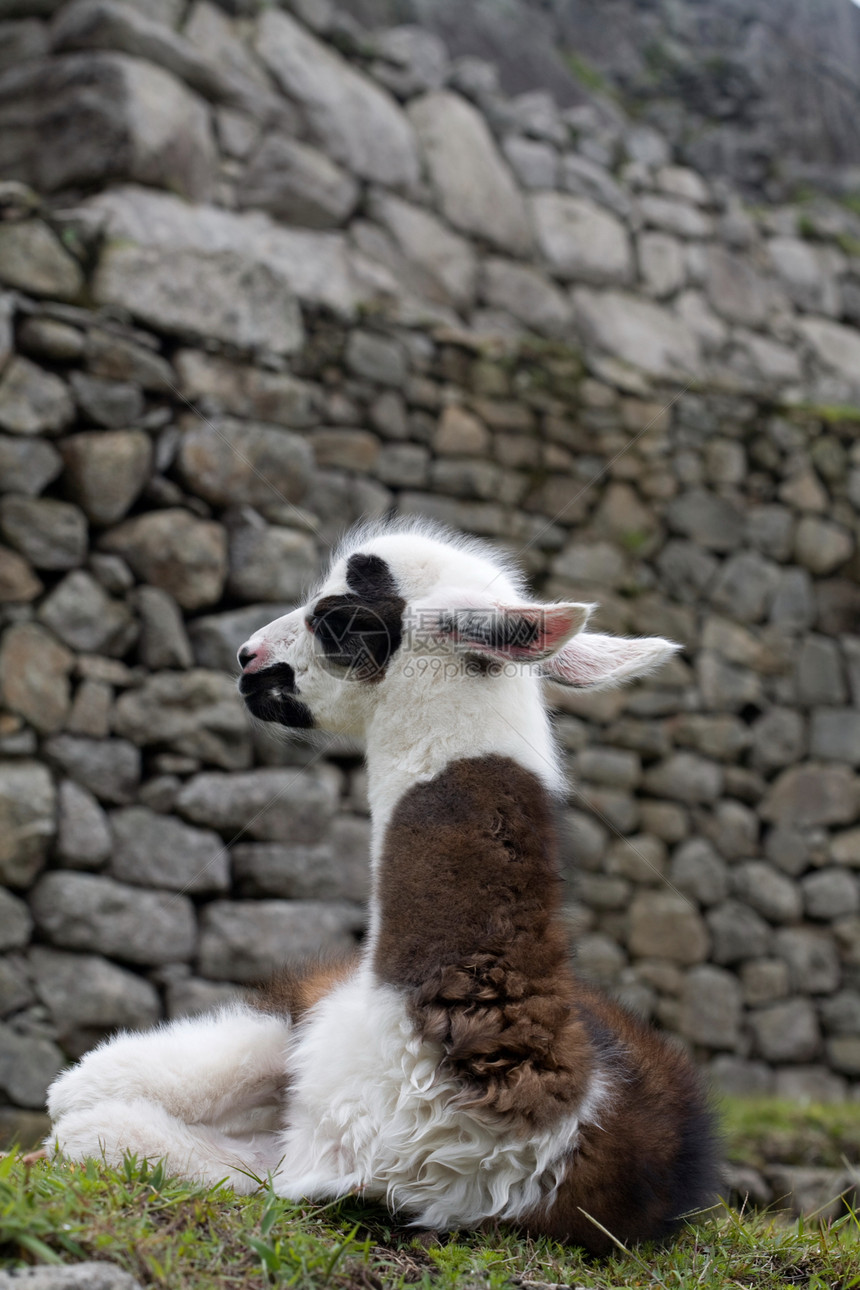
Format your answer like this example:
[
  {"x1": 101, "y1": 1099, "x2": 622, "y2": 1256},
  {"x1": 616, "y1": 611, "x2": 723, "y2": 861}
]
[{"x1": 237, "y1": 645, "x2": 257, "y2": 670}]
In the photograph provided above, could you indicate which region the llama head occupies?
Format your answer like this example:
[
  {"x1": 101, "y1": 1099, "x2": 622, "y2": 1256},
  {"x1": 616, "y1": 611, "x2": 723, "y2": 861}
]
[{"x1": 237, "y1": 519, "x2": 679, "y2": 735}]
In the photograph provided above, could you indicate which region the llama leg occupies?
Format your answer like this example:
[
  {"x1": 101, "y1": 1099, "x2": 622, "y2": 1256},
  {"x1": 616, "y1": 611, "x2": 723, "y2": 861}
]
[{"x1": 47, "y1": 1004, "x2": 291, "y2": 1189}]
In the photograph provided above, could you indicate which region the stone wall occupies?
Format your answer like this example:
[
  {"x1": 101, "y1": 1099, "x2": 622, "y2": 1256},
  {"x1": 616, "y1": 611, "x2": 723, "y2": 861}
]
[{"x1": 0, "y1": 0, "x2": 859, "y2": 1133}]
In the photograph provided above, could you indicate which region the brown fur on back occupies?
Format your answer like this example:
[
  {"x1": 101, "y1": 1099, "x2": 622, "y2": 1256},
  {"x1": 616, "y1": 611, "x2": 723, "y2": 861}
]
[
  {"x1": 373, "y1": 754, "x2": 717, "y2": 1252},
  {"x1": 253, "y1": 952, "x2": 359, "y2": 1024}
]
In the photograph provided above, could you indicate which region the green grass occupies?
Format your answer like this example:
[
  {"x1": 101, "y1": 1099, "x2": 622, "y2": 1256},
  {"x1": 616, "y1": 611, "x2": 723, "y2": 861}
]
[
  {"x1": 1, "y1": 1139, "x2": 859, "y2": 1290},
  {"x1": 721, "y1": 1097, "x2": 860, "y2": 1173}
]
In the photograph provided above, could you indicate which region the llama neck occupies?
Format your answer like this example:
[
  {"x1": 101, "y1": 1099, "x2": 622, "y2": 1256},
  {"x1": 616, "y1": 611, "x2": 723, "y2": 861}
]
[
  {"x1": 364, "y1": 672, "x2": 563, "y2": 850},
  {"x1": 362, "y1": 674, "x2": 566, "y2": 981}
]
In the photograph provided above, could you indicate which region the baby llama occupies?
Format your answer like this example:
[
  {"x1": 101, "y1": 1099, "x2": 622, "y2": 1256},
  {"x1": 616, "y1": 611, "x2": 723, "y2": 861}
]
[{"x1": 48, "y1": 518, "x2": 717, "y2": 1254}]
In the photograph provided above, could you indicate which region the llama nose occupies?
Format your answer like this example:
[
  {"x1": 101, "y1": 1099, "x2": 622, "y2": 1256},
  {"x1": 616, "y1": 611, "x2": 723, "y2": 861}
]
[{"x1": 237, "y1": 644, "x2": 258, "y2": 671}]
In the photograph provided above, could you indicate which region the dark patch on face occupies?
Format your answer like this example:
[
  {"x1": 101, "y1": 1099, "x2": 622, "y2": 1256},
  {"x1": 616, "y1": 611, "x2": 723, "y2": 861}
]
[
  {"x1": 374, "y1": 752, "x2": 719, "y2": 1253},
  {"x1": 306, "y1": 552, "x2": 405, "y2": 683},
  {"x1": 238, "y1": 661, "x2": 314, "y2": 728}
]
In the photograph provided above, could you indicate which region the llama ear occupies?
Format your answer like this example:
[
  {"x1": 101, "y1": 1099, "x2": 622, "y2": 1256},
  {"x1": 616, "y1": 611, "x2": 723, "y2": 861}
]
[
  {"x1": 542, "y1": 632, "x2": 681, "y2": 690},
  {"x1": 433, "y1": 600, "x2": 594, "y2": 662}
]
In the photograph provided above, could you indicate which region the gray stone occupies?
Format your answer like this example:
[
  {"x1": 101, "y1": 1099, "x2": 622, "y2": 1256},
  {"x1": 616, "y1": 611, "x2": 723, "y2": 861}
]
[
  {"x1": 227, "y1": 521, "x2": 318, "y2": 604},
  {"x1": 409, "y1": 91, "x2": 531, "y2": 254},
  {"x1": 257, "y1": 9, "x2": 418, "y2": 188},
  {"x1": 627, "y1": 891, "x2": 709, "y2": 965},
  {"x1": 638, "y1": 194, "x2": 713, "y2": 238},
  {"x1": 768, "y1": 237, "x2": 838, "y2": 314},
  {"x1": 61, "y1": 430, "x2": 152, "y2": 525},
  {"x1": 197, "y1": 899, "x2": 362, "y2": 982},
  {"x1": 795, "y1": 516, "x2": 854, "y2": 576},
  {"x1": 0, "y1": 52, "x2": 216, "y2": 200},
  {"x1": 0, "y1": 357, "x2": 75, "y2": 437},
  {"x1": 238, "y1": 134, "x2": 359, "y2": 229},
  {"x1": 370, "y1": 192, "x2": 478, "y2": 309},
  {"x1": 345, "y1": 330, "x2": 407, "y2": 387},
  {"x1": 0, "y1": 888, "x2": 32, "y2": 952},
  {"x1": 502, "y1": 135, "x2": 557, "y2": 190},
  {"x1": 234, "y1": 815, "x2": 370, "y2": 903},
  {"x1": 551, "y1": 540, "x2": 626, "y2": 588},
  {"x1": 135, "y1": 585, "x2": 193, "y2": 670},
  {"x1": 0, "y1": 435, "x2": 62, "y2": 496},
  {"x1": 0, "y1": 218, "x2": 84, "y2": 300},
  {"x1": 707, "y1": 799, "x2": 759, "y2": 860},
  {"x1": 0, "y1": 18, "x2": 49, "y2": 72},
  {"x1": 0, "y1": 1022, "x2": 64, "y2": 1109},
  {"x1": 574, "y1": 288, "x2": 701, "y2": 380},
  {"x1": 642, "y1": 753, "x2": 723, "y2": 805},
  {"x1": 802, "y1": 869, "x2": 859, "y2": 922},
  {"x1": 83, "y1": 326, "x2": 174, "y2": 392},
  {"x1": 56, "y1": 779, "x2": 111, "y2": 869},
  {"x1": 113, "y1": 671, "x2": 251, "y2": 772},
  {"x1": 0, "y1": 761, "x2": 55, "y2": 889},
  {"x1": 110, "y1": 806, "x2": 228, "y2": 893},
  {"x1": 188, "y1": 602, "x2": 291, "y2": 673},
  {"x1": 29, "y1": 946, "x2": 160, "y2": 1053},
  {"x1": 668, "y1": 838, "x2": 729, "y2": 907},
  {"x1": 30, "y1": 871, "x2": 195, "y2": 966},
  {"x1": 38, "y1": 570, "x2": 135, "y2": 656},
  {"x1": 705, "y1": 245, "x2": 769, "y2": 326},
  {"x1": 774, "y1": 927, "x2": 841, "y2": 994},
  {"x1": 709, "y1": 1055, "x2": 773, "y2": 1098},
  {"x1": 751, "y1": 708, "x2": 806, "y2": 772},
  {"x1": 95, "y1": 238, "x2": 305, "y2": 355},
  {"x1": 174, "y1": 350, "x2": 322, "y2": 429},
  {"x1": 571, "y1": 933, "x2": 625, "y2": 987},
  {"x1": 576, "y1": 747, "x2": 641, "y2": 790},
  {"x1": 89, "y1": 184, "x2": 354, "y2": 320},
  {"x1": 178, "y1": 416, "x2": 313, "y2": 509},
  {"x1": 707, "y1": 900, "x2": 772, "y2": 965},
  {"x1": 604, "y1": 834, "x2": 667, "y2": 885},
  {"x1": 811, "y1": 709, "x2": 860, "y2": 765},
  {"x1": 18, "y1": 316, "x2": 85, "y2": 363},
  {"x1": 0, "y1": 953, "x2": 33, "y2": 1017},
  {"x1": 69, "y1": 371, "x2": 143, "y2": 429},
  {"x1": 0, "y1": 1263, "x2": 143, "y2": 1290},
  {"x1": 679, "y1": 965, "x2": 742, "y2": 1050},
  {"x1": 165, "y1": 972, "x2": 244, "y2": 1020},
  {"x1": 832, "y1": 828, "x2": 860, "y2": 868},
  {"x1": 774, "y1": 1066, "x2": 848, "y2": 1104},
  {"x1": 176, "y1": 767, "x2": 339, "y2": 843},
  {"x1": 761, "y1": 764, "x2": 857, "y2": 829},
  {"x1": 750, "y1": 998, "x2": 821, "y2": 1063},
  {"x1": 67, "y1": 678, "x2": 112, "y2": 739},
  {"x1": 655, "y1": 540, "x2": 718, "y2": 602},
  {"x1": 741, "y1": 958, "x2": 790, "y2": 1006},
  {"x1": 798, "y1": 317, "x2": 860, "y2": 387},
  {"x1": 370, "y1": 25, "x2": 449, "y2": 98},
  {"x1": 530, "y1": 193, "x2": 632, "y2": 285},
  {"x1": 480, "y1": 258, "x2": 571, "y2": 336},
  {"x1": 638, "y1": 231, "x2": 685, "y2": 298},
  {"x1": 0, "y1": 621, "x2": 73, "y2": 734},
  {"x1": 672, "y1": 714, "x2": 748, "y2": 762},
  {"x1": 100, "y1": 508, "x2": 227, "y2": 611},
  {"x1": 0, "y1": 496, "x2": 87, "y2": 571},
  {"x1": 45, "y1": 734, "x2": 140, "y2": 805},
  {"x1": 710, "y1": 552, "x2": 781, "y2": 623},
  {"x1": 666, "y1": 488, "x2": 742, "y2": 553},
  {"x1": 560, "y1": 153, "x2": 630, "y2": 218},
  {"x1": 770, "y1": 568, "x2": 816, "y2": 632},
  {"x1": 733, "y1": 861, "x2": 802, "y2": 925},
  {"x1": 820, "y1": 990, "x2": 860, "y2": 1035},
  {"x1": 376, "y1": 442, "x2": 429, "y2": 488}
]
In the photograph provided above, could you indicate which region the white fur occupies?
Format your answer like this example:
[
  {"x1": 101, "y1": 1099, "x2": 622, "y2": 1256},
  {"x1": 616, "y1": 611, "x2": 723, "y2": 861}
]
[
  {"x1": 271, "y1": 967, "x2": 609, "y2": 1226},
  {"x1": 47, "y1": 519, "x2": 672, "y2": 1228}
]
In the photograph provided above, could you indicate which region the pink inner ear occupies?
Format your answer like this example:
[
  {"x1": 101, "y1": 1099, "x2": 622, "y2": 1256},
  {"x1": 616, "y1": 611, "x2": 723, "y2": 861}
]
[
  {"x1": 526, "y1": 603, "x2": 593, "y2": 657},
  {"x1": 437, "y1": 600, "x2": 593, "y2": 661},
  {"x1": 544, "y1": 633, "x2": 680, "y2": 690}
]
